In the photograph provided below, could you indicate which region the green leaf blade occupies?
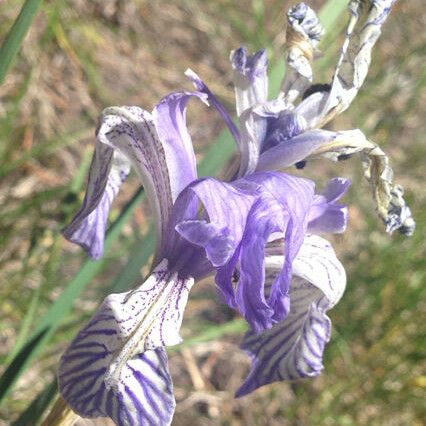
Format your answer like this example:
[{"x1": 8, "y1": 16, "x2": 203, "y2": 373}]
[{"x1": 0, "y1": 0, "x2": 43, "y2": 85}]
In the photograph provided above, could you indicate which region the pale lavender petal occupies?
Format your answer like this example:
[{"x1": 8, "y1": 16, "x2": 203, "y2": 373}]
[
  {"x1": 59, "y1": 260, "x2": 193, "y2": 424},
  {"x1": 175, "y1": 181, "x2": 278, "y2": 322},
  {"x1": 63, "y1": 144, "x2": 130, "y2": 260},
  {"x1": 319, "y1": 177, "x2": 351, "y2": 203},
  {"x1": 295, "y1": 90, "x2": 329, "y2": 129},
  {"x1": 257, "y1": 129, "x2": 339, "y2": 171},
  {"x1": 236, "y1": 235, "x2": 346, "y2": 397},
  {"x1": 152, "y1": 91, "x2": 208, "y2": 200},
  {"x1": 231, "y1": 47, "x2": 268, "y2": 116},
  {"x1": 169, "y1": 177, "x2": 258, "y2": 282},
  {"x1": 185, "y1": 68, "x2": 241, "y2": 145},
  {"x1": 174, "y1": 172, "x2": 316, "y2": 333},
  {"x1": 308, "y1": 205, "x2": 348, "y2": 234},
  {"x1": 174, "y1": 177, "x2": 257, "y2": 252},
  {"x1": 308, "y1": 178, "x2": 351, "y2": 234}
]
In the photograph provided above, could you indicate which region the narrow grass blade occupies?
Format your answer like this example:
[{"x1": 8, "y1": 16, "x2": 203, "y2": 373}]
[
  {"x1": 5, "y1": 153, "x2": 94, "y2": 364},
  {"x1": 317, "y1": 0, "x2": 348, "y2": 31},
  {"x1": 0, "y1": 0, "x2": 43, "y2": 85},
  {"x1": 0, "y1": 328, "x2": 48, "y2": 402}
]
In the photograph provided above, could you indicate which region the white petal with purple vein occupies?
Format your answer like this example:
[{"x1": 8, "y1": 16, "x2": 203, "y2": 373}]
[
  {"x1": 59, "y1": 260, "x2": 194, "y2": 424},
  {"x1": 61, "y1": 346, "x2": 175, "y2": 426},
  {"x1": 236, "y1": 235, "x2": 345, "y2": 396},
  {"x1": 97, "y1": 107, "x2": 174, "y2": 253}
]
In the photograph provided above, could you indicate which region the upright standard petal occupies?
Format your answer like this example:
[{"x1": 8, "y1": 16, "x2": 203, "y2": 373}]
[
  {"x1": 64, "y1": 92, "x2": 206, "y2": 260},
  {"x1": 237, "y1": 99, "x2": 287, "y2": 177},
  {"x1": 59, "y1": 260, "x2": 194, "y2": 424},
  {"x1": 230, "y1": 47, "x2": 268, "y2": 117},
  {"x1": 236, "y1": 235, "x2": 346, "y2": 397},
  {"x1": 152, "y1": 91, "x2": 209, "y2": 200},
  {"x1": 185, "y1": 69, "x2": 241, "y2": 146}
]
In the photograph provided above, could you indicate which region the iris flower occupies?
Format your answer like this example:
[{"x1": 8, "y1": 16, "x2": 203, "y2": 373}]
[{"x1": 58, "y1": 1, "x2": 413, "y2": 425}]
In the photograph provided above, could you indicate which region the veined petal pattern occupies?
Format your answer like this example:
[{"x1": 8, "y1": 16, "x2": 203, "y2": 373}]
[
  {"x1": 58, "y1": 260, "x2": 194, "y2": 424},
  {"x1": 236, "y1": 235, "x2": 345, "y2": 396}
]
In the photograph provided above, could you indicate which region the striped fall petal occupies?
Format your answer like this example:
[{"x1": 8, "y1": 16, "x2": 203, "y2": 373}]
[
  {"x1": 58, "y1": 260, "x2": 194, "y2": 425},
  {"x1": 236, "y1": 235, "x2": 346, "y2": 397}
]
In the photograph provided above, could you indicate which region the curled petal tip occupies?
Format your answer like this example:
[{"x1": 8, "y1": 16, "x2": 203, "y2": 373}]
[
  {"x1": 230, "y1": 47, "x2": 268, "y2": 116},
  {"x1": 287, "y1": 2, "x2": 324, "y2": 48}
]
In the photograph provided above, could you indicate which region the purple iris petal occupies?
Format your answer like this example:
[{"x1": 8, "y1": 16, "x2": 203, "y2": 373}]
[
  {"x1": 308, "y1": 178, "x2": 351, "y2": 234},
  {"x1": 236, "y1": 235, "x2": 346, "y2": 397},
  {"x1": 245, "y1": 172, "x2": 315, "y2": 324},
  {"x1": 60, "y1": 346, "x2": 175, "y2": 426},
  {"x1": 63, "y1": 144, "x2": 129, "y2": 260},
  {"x1": 185, "y1": 69, "x2": 241, "y2": 145},
  {"x1": 236, "y1": 195, "x2": 286, "y2": 331},
  {"x1": 174, "y1": 178, "x2": 257, "y2": 250},
  {"x1": 184, "y1": 171, "x2": 314, "y2": 331},
  {"x1": 153, "y1": 91, "x2": 208, "y2": 201},
  {"x1": 176, "y1": 220, "x2": 235, "y2": 268},
  {"x1": 257, "y1": 129, "x2": 339, "y2": 171}
]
